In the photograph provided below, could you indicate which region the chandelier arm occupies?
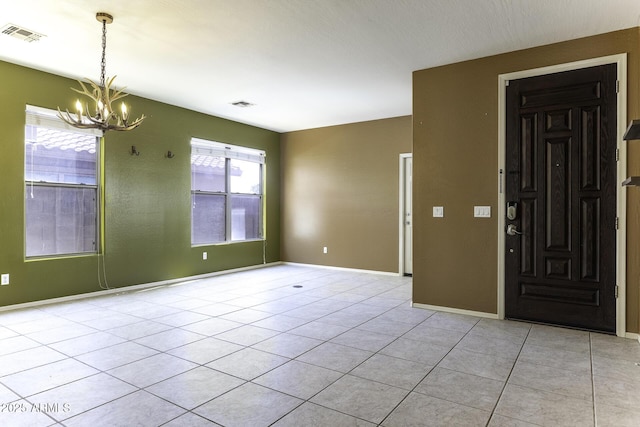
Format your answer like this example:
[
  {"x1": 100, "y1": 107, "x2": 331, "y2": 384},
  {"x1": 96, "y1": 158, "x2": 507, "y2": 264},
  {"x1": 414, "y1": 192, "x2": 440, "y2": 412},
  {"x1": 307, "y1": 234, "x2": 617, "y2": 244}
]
[
  {"x1": 70, "y1": 81, "x2": 96, "y2": 99},
  {"x1": 102, "y1": 79, "x2": 115, "y2": 114},
  {"x1": 57, "y1": 109, "x2": 100, "y2": 130},
  {"x1": 57, "y1": 108, "x2": 81, "y2": 125},
  {"x1": 109, "y1": 89, "x2": 129, "y2": 103},
  {"x1": 106, "y1": 120, "x2": 145, "y2": 131},
  {"x1": 87, "y1": 115, "x2": 107, "y2": 125}
]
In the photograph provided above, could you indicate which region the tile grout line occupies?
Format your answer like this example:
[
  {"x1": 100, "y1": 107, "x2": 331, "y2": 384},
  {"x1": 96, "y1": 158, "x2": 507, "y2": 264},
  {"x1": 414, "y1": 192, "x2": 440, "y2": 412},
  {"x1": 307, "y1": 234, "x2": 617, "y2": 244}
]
[
  {"x1": 171, "y1": 273, "x2": 411, "y2": 426},
  {"x1": 4, "y1": 271, "x2": 415, "y2": 425},
  {"x1": 482, "y1": 323, "x2": 534, "y2": 427},
  {"x1": 172, "y1": 282, "x2": 434, "y2": 426},
  {"x1": 266, "y1": 318, "x2": 422, "y2": 425},
  {"x1": 8, "y1": 268, "x2": 592, "y2": 426},
  {"x1": 376, "y1": 314, "x2": 479, "y2": 426},
  {"x1": 262, "y1": 277, "x2": 415, "y2": 426},
  {"x1": 589, "y1": 332, "x2": 598, "y2": 427}
]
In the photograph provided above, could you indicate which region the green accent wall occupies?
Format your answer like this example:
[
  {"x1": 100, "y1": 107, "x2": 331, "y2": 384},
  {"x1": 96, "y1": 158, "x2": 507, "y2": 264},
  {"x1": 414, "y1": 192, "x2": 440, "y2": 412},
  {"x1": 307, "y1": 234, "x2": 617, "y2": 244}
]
[{"x1": 0, "y1": 60, "x2": 280, "y2": 307}]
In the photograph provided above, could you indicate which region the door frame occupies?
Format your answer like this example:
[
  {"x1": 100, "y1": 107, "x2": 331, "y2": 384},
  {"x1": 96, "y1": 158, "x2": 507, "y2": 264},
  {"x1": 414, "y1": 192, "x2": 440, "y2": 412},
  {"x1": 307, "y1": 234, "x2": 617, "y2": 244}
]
[
  {"x1": 399, "y1": 153, "x2": 412, "y2": 276},
  {"x1": 497, "y1": 54, "x2": 628, "y2": 337}
]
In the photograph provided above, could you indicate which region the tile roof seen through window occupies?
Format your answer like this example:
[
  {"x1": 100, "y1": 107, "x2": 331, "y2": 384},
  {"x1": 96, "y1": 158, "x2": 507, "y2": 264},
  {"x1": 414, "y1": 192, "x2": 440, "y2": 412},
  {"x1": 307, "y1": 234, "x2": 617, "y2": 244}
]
[
  {"x1": 191, "y1": 154, "x2": 225, "y2": 168},
  {"x1": 27, "y1": 127, "x2": 97, "y2": 153},
  {"x1": 26, "y1": 125, "x2": 241, "y2": 177}
]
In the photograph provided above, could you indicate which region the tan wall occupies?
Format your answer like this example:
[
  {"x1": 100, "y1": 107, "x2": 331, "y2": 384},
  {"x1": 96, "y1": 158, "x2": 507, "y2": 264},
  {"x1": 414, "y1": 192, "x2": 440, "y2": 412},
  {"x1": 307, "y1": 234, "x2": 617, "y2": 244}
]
[
  {"x1": 413, "y1": 28, "x2": 640, "y2": 333},
  {"x1": 281, "y1": 116, "x2": 412, "y2": 272}
]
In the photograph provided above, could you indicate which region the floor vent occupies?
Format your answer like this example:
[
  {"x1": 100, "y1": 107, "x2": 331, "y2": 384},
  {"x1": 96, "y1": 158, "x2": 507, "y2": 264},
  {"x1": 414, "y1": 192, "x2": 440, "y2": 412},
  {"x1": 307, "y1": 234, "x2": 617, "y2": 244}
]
[{"x1": 1, "y1": 24, "x2": 45, "y2": 42}]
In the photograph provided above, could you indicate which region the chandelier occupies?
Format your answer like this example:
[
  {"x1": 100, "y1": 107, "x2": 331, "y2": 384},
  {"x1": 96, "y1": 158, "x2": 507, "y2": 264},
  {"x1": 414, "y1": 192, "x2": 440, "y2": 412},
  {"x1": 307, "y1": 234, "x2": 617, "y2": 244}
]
[{"x1": 57, "y1": 12, "x2": 145, "y2": 133}]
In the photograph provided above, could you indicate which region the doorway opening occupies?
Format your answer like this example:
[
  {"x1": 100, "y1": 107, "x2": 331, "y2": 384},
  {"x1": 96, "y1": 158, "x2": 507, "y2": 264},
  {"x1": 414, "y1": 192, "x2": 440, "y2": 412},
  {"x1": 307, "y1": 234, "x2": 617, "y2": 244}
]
[{"x1": 399, "y1": 153, "x2": 412, "y2": 276}]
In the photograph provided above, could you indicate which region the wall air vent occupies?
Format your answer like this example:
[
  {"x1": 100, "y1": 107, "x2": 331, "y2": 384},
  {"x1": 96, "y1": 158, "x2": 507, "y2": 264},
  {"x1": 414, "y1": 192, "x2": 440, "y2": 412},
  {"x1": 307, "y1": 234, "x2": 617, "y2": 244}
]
[
  {"x1": 1, "y1": 24, "x2": 45, "y2": 42},
  {"x1": 231, "y1": 101, "x2": 255, "y2": 108}
]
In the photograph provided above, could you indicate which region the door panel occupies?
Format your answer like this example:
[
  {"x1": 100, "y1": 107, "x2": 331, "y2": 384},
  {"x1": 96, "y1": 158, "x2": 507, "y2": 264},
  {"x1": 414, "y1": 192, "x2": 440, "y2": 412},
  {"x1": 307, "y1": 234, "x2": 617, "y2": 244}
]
[
  {"x1": 520, "y1": 197, "x2": 536, "y2": 276},
  {"x1": 505, "y1": 64, "x2": 617, "y2": 333}
]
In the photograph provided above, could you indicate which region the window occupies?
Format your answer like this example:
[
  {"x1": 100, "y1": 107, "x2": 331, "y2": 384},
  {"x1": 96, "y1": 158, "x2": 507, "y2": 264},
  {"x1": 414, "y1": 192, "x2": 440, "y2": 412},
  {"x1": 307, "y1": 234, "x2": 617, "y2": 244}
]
[
  {"x1": 25, "y1": 106, "x2": 101, "y2": 258},
  {"x1": 191, "y1": 138, "x2": 264, "y2": 245}
]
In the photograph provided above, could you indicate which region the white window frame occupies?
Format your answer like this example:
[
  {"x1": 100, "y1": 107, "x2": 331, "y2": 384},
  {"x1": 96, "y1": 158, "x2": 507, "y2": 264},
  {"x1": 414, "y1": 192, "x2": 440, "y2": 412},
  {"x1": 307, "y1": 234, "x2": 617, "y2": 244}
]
[
  {"x1": 24, "y1": 105, "x2": 102, "y2": 259},
  {"x1": 190, "y1": 138, "x2": 265, "y2": 245}
]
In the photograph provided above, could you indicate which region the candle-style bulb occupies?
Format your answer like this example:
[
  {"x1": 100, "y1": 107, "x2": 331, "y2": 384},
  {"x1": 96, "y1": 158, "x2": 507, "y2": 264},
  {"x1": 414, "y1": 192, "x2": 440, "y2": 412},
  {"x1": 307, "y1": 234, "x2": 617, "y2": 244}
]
[
  {"x1": 121, "y1": 103, "x2": 128, "y2": 121},
  {"x1": 75, "y1": 100, "x2": 83, "y2": 122}
]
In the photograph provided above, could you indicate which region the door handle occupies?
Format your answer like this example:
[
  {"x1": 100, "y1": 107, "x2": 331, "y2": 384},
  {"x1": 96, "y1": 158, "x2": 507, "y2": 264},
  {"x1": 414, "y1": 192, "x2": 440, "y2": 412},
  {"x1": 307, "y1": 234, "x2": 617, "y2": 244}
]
[{"x1": 506, "y1": 224, "x2": 523, "y2": 236}]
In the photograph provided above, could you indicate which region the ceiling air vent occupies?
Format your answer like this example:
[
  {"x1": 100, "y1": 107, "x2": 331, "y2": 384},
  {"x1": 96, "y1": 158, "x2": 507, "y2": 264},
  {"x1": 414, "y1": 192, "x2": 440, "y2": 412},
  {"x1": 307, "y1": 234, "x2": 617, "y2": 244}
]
[
  {"x1": 1, "y1": 24, "x2": 45, "y2": 42},
  {"x1": 231, "y1": 101, "x2": 255, "y2": 108}
]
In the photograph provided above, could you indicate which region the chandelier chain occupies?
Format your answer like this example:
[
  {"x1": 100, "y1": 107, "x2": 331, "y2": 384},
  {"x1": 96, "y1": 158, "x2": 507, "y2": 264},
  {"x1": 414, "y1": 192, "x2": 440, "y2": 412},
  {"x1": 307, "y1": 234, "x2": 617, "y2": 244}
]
[{"x1": 100, "y1": 18, "x2": 107, "y2": 91}]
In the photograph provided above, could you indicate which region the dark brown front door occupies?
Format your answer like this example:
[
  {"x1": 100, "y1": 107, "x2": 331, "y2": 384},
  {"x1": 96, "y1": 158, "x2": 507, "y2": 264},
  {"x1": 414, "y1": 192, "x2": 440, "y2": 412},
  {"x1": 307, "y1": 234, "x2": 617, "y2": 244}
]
[{"x1": 505, "y1": 64, "x2": 617, "y2": 333}]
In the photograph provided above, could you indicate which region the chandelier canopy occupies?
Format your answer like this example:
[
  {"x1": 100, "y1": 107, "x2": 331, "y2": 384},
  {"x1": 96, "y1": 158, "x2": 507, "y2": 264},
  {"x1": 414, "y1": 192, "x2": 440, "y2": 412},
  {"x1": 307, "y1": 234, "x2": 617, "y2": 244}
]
[{"x1": 57, "y1": 12, "x2": 145, "y2": 133}]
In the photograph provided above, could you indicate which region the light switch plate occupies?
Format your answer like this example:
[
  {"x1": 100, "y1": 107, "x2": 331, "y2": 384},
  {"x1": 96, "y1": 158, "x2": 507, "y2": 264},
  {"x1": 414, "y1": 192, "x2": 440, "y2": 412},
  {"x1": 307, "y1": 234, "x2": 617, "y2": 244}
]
[
  {"x1": 474, "y1": 206, "x2": 491, "y2": 218},
  {"x1": 1, "y1": 274, "x2": 9, "y2": 285},
  {"x1": 433, "y1": 206, "x2": 444, "y2": 217}
]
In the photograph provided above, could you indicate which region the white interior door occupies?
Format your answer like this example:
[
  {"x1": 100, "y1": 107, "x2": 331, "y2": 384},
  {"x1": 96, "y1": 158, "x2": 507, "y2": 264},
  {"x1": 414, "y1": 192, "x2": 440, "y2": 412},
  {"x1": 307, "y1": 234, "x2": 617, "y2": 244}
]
[{"x1": 401, "y1": 155, "x2": 413, "y2": 275}]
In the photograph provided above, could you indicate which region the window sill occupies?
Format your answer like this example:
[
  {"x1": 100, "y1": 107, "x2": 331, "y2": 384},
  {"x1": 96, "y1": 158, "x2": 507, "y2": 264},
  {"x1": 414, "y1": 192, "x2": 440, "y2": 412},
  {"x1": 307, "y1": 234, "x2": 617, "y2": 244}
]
[
  {"x1": 192, "y1": 238, "x2": 265, "y2": 248},
  {"x1": 25, "y1": 253, "x2": 99, "y2": 262}
]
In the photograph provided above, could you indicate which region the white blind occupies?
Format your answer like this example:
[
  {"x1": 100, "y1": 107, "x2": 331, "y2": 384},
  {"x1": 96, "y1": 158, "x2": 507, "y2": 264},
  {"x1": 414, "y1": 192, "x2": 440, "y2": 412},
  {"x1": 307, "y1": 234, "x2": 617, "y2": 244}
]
[
  {"x1": 191, "y1": 138, "x2": 265, "y2": 164},
  {"x1": 26, "y1": 105, "x2": 104, "y2": 137}
]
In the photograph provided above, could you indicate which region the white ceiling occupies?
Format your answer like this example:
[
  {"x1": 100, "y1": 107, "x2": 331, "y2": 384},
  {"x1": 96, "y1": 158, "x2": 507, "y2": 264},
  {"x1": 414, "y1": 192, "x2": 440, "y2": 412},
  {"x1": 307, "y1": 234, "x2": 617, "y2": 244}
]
[{"x1": 2, "y1": 0, "x2": 640, "y2": 132}]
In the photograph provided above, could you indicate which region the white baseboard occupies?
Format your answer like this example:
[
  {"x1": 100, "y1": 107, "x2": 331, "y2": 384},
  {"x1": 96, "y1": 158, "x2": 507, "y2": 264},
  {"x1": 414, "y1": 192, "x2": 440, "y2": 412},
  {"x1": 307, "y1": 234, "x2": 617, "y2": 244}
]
[
  {"x1": 282, "y1": 262, "x2": 399, "y2": 277},
  {"x1": 0, "y1": 262, "x2": 282, "y2": 313},
  {"x1": 411, "y1": 302, "x2": 499, "y2": 319},
  {"x1": 624, "y1": 332, "x2": 640, "y2": 342},
  {"x1": 411, "y1": 303, "x2": 640, "y2": 339}
]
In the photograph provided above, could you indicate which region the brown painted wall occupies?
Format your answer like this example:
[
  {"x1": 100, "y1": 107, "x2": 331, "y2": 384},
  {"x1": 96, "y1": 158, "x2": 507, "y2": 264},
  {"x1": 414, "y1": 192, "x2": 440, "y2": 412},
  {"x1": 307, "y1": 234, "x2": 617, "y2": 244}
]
[
  {"x1": 281, "y1": 116, "x2": 412, "y2": 272},
  {"x1": 413, "y1": 28, "x2": 640, "y2": 333}
]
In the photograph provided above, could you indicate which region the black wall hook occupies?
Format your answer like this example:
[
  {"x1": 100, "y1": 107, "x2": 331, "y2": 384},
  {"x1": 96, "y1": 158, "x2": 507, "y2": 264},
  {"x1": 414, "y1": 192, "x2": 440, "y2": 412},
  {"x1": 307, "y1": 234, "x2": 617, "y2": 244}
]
[
  {"x1": 130, "y1": 146, "x2": 140, "y2": 156},
  {"x1": 166, "y1": 150, "x2": 175, "y2": 159}
]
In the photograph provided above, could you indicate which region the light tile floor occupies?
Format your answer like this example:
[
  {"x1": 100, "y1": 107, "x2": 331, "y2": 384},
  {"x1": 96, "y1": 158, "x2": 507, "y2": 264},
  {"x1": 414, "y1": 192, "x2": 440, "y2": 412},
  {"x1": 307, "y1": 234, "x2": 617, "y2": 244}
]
[{"x1": 0, "y1": 265, "x2": 639, "y2": 426}]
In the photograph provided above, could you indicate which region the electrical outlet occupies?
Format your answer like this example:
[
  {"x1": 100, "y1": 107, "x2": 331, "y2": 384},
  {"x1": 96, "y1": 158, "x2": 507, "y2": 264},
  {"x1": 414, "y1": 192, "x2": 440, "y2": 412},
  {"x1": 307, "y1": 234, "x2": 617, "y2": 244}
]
[
  {"x1": 433, "y1": 206, "x2": 444, "y2": 217},
  {"x1": 202, "y1": 252, "x2": 208, "y2": 260},
  {"x1": 1, "y1": 274, "x2": 9, "y2": 285},
  {"x1": 323, "y1": 247, "x2": 328, "y2": 254}
]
